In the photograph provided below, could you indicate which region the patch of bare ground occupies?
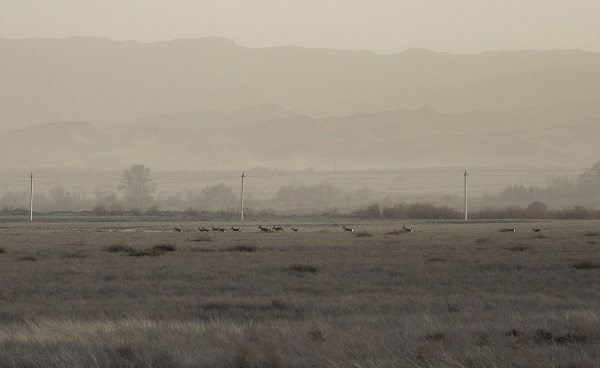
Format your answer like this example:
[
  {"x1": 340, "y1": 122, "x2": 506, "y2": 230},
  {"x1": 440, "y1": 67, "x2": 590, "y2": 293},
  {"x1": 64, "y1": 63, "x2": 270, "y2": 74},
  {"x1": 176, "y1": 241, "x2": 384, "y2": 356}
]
[{"x1": 0, "y1": 219, "x2": 599, "y2": 366}]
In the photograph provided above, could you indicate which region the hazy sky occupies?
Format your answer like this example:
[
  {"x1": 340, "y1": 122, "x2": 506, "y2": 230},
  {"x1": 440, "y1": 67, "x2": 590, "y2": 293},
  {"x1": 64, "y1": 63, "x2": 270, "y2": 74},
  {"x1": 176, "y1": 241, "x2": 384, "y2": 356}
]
[{"x1": 2, "y1": 0, "x2": 600, "y2": 54}]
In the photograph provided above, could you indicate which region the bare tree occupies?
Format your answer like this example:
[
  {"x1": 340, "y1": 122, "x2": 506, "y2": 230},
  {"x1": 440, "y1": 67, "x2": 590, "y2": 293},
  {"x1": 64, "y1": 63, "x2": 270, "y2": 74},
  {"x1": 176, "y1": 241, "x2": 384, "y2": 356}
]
[{"x1": 118, "y1": 164, "x2": 156, "y2": 211}]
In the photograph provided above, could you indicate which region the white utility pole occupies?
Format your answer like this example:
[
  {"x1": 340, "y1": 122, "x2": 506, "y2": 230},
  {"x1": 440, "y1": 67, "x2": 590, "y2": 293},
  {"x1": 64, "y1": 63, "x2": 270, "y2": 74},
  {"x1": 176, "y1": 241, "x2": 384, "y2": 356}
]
[
  {"x1": 240, "y1": 171, "x2": 245, "y2": 222},
  {"x1": 464, "y1": 170, "x2": 468, "y2": 221},
  {"x1": 29, "y1": 173, "x2": 33, "y2": 221}
]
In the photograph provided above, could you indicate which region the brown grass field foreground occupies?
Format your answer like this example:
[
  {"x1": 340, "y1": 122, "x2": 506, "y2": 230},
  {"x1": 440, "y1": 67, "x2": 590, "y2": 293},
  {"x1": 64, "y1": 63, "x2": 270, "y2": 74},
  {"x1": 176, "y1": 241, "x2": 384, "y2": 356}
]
[{"x1": 0, "y1": 219, "x2": 599, "y2": 367}]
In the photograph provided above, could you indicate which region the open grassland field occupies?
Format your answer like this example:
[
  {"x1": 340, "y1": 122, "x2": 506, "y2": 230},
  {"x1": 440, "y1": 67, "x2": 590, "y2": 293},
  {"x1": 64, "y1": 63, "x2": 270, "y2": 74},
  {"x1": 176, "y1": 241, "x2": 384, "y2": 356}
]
[{"x1": 0, "y1": 219, "x2": 599, "y2": 367}]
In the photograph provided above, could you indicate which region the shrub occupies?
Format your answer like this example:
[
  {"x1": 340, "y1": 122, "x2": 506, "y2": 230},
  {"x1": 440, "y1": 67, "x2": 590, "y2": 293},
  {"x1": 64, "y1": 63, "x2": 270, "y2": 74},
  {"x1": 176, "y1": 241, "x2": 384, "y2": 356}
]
[
  {"x1": 425, "y1": 333, "x2": 445, "y2": 342},
  {"x1": 508, "y1": 246, "x2": 530, "y2": 252},
  {"x1": 128, "y1": 249, "x2": 163, "y2": 257},
  {"x1": 145, "y1": 204, "x2": 160, "y2": 215},
  {"x1": 351, "y1": 204, "x2": 381, "y2": 218},
  {"x1": 427, "y1": 257, "x2": 445, "y2": 262},
  {"x1": 355, "y1": 231, "x2": 373, "y2": 237},
  {"x1": 573, "y1": 261, "x2": 599, "y2": 270},
  {"x1": 387, "y1": 229, "x2": 406, "y2": 235},
  {"x1": 227, "y1": 245, "x2": 260, "y2": 252},
  {"x1": 92, "y1": 204, "x2": 108, "y2": 215},
  {"x1": 289, "y1": 264, "x2": 320, "y2": 273},
  {"x1": 61, "y1": 251, "x2": 88, "y2": 259},
  {"x1": 190, "y1": 235, "x2": 212, "y2": 242},
  {"x1": 0, "y1": 246, "x2": 6, "y2": 254},
  {"x1": 152, "y1": 243, "x2": 176, "y2": 252}
]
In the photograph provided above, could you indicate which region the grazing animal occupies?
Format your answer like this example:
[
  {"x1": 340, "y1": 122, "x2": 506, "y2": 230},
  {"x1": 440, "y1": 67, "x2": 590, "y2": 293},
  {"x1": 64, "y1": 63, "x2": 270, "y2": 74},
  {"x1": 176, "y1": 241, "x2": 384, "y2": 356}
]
[
  {"x1": 500, "y1": 228, "x2": 516, "y2": 232},
  {"x1": 219, "y1": 228, "x2": 226, "y2": 232},
  {"x1": 199, "y1": 227, "x2": 210, "y2": 232},
  {"x1": 174, "y1": 227, "x2": 183, "y2": 232},
  {"x1": 212, "y1": 226, "x2": 221, "y2": 231},
  {"x1": 532, "y1": 228, "x2": 541, "y2": 232},
  {"x1": 273, "y1": 226, "x2": 284, "y2": 231},
  {"x1": 343, "y1": 226, "x2": 353, "y2": 232},
  {"x1": 259, "y1": 225, "x2": 272, "y2": 232},
  {"x1": 403, "y1": 225, "x2": 413, "y2": 233},
  {"x1": 231, "y1": 227, "x2": 241, "y2": 232},
  {"x1": 291, "y1": 228, "x2": 299, "y2": 232}
]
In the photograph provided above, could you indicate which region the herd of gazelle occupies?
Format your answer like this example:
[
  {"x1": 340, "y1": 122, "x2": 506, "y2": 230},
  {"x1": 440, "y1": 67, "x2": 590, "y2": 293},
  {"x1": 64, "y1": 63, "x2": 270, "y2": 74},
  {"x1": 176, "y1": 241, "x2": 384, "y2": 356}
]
[{"x1": 175, "y1": 225, "x2": 542, "y2": 233}]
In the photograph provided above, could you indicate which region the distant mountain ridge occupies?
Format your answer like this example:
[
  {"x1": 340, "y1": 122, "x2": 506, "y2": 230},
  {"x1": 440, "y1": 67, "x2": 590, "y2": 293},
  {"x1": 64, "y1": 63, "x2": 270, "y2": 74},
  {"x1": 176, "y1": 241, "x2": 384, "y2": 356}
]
[
  {"x1": 2, "y1": 37, "x2": 600, "y2": 171},
  {"x1": 1, "y1": 37, "x2": 600, "y2": 130},
  {"x1": 1, "y1": 104, "x2": 598, "y2": 170}
]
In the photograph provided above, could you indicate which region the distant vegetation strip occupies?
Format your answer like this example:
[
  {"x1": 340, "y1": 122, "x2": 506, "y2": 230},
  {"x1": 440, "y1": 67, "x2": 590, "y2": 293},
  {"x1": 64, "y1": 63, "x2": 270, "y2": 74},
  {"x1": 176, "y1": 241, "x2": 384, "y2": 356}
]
[
  {"x1": 2, "y1": 201, "x2": 600, "y2": 220},
  {"x1": 350, "y1": 202, "x2": 600, "y2": 220}
]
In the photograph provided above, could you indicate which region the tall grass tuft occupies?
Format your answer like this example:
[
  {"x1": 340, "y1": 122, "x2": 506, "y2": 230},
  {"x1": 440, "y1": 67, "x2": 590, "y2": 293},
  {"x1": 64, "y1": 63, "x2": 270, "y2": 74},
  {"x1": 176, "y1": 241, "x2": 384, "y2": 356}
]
[{"x1": 17, "y1": 255, "x2": 38, "y2": 262}]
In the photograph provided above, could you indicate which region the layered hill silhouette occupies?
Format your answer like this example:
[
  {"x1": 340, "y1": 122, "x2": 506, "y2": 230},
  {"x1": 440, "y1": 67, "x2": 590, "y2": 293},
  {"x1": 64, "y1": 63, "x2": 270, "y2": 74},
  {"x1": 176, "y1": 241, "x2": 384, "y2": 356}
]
[
  {"x1": 2, "y1": 37, "x2": 600, "y2": 128},
  {"x1": 1, "y1": 103, "x2": 599, "y2": 170},
  {"x1": 1, "y1": 37, "x2": 599, "y2": 170}
]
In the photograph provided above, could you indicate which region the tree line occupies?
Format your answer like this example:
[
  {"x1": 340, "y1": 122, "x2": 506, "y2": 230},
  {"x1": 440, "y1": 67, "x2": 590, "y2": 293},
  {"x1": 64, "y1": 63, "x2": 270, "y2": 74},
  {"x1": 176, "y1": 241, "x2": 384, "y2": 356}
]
[{"x1": 1, "y1": 160, "x2": 599, "y2": 218}]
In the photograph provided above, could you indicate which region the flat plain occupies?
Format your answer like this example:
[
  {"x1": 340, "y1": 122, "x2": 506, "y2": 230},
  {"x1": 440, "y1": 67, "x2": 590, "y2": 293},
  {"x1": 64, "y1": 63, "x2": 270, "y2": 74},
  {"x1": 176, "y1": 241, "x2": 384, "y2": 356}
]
[{"x1": 0, "y1": 219, "x2": 599, "y2": 367}]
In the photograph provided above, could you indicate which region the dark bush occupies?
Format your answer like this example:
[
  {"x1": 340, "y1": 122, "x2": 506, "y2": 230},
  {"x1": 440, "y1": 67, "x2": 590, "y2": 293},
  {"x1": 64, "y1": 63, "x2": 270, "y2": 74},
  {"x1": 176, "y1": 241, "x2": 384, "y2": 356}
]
[
  {"x1": 227, "y1": 245, "x2": 260, "y2": 252},
  {"x1": 508, "y1": 246, "x2": 530, "y2": 252},
  {"x1": 573, "y1": 261, "x2": 599, "y2": 270},
  {"x1": 152, "y1": 243, "x2": 176, "y2": 252},
  {"x1": 289, "y1": 264, "x2": 320, "y2": 273},
  {"x1": 128, "y1": 249, "x2": 163, "y2": 257}
]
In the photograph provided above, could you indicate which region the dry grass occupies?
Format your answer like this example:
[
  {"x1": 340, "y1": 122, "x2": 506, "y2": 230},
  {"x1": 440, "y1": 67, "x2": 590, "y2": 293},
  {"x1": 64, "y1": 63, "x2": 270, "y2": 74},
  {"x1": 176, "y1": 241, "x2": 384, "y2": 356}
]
[{"x1": 0, "y1": 219, "x2": 599, "y2": 367}]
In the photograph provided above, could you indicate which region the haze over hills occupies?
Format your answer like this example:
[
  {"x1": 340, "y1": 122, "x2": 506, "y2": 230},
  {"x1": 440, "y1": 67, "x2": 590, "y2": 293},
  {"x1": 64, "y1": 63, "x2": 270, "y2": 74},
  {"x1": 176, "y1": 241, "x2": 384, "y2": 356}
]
[
  {"x1": 1, "y1": 37, "x2": 600, "y2": 171},
  {"x1": 1, "y1": 103, "x2": 599, "y2": 171}
]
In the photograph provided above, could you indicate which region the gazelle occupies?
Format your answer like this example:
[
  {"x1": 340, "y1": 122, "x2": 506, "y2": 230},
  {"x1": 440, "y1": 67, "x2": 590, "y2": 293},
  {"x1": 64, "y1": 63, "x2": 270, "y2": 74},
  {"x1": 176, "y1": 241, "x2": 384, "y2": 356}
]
[
  {"x1": 403, "y1": 225, "x2": 413, "y2": 233},
  {"x1": 343, "y1": 226, "x2": 353, "y2": 232}
]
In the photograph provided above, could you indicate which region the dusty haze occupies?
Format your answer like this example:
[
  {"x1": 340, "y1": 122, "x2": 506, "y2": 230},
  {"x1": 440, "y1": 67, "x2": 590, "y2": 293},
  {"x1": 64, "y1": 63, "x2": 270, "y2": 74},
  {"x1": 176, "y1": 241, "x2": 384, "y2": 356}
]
[
  {"x1": 2, "y1": 1, "x2": 600, "y2": 53},
  {"x1": 1, "y1": 2, "x2": 599, "y2": 209},
  {"x1": 1, "y1": 37, "x2": 599, "y2": 171}
]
